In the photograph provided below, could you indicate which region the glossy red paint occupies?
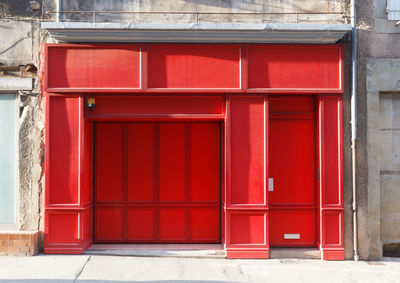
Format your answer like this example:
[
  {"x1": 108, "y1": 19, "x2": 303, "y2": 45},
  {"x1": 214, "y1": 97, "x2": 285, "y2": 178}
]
[
  {"x1": 94, "y1": 122, "x2": 221, "y2": 243},
  {"x1": 318, "y1": 95, "x2": 344, "y2": 260},
  {"x1": 269, "y1": 97, "x2": 317, "y2": 247},
  {"x1": 86, "y1": 95, "x2": 225, "y2": 121},
  {"x1": 45, "y1": 44, "x2": 343, "y2": 94},
  {"x1": 47, "y1": 46, "x2": 141, "y2": 89},
  {"x1": 43, "y1": 44, "x2": 344, "y2": 260},
  {"x1": 225, "y1": 96, "x2": 269, "y2": 258}
]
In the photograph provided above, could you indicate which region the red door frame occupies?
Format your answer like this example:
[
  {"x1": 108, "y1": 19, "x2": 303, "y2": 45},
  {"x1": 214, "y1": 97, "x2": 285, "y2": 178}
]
[{"x1": 43, "y1": 44, "x2": 344, "y2": 260}]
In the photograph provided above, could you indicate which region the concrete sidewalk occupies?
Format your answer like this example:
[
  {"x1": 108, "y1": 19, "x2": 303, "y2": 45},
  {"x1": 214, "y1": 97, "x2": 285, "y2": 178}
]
[{"x1": 0, "y1": 255, "x2": 400, "y2": 283}]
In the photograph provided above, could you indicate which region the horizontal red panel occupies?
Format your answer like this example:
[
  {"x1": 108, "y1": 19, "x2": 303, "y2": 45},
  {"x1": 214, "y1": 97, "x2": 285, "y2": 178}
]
[
  {"x1": 269, "y1": 209, "x2": 317, "y2": 246},
  {"x1": 248, "y1": 46, "x2": 342, "y2": 90},
  {"x1": 48, "y1": 96, "x2": 80, "y2": 205},
  {"x1": 321, "y1": 249, "x2": 345, "y2": 260},
  {"x1": 226, "y1": 250, "x2": 269, "y2": 259},
  {"x1": 45, "y1": 44, "x2": 343, "y2": 93},
  {"x1": 269, "y1": 97, "x2": 314, "y2": 114},
  {"x1": 227, "y1": 211, "x2": 267, "y2": 246},
  {"x1": 148, "y1": 46, "x2": 240, "y2": 89},
  {"x1": 47, "y1": 46, "x2": 140, "y2": 89},
  {"x1": 87, "y1": 96, "x2": 224, "y2": 117},
  {"x1": 47, "y1": 212, "x2": 79, "y2": 245}
]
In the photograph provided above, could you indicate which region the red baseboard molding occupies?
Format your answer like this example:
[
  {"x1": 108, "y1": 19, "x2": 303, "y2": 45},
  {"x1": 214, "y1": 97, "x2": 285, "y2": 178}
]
[
  {"x1": 226, "y1": 249, "x2": 269, "y2": 259},
  {"x1": 321, "y1": 249, "x2": 344, "y2": 260},
  {"x1": 44, "y1": 239, "x2": 93, "y2": 255}
]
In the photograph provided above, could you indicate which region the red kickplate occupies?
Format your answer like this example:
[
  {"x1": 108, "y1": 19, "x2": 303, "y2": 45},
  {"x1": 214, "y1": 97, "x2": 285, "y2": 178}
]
[{"x1": 94, "y1": 121, "x2": 221, "y2": 243}]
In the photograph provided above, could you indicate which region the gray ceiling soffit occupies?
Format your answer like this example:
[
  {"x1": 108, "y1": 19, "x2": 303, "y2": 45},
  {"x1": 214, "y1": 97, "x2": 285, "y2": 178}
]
[{"x1": 42, "y1": 22, "x2": 352, "y2": 44}]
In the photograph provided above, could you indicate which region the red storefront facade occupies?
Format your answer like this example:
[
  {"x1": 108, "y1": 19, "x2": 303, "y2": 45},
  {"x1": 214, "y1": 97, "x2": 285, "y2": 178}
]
[{"x1": 43, "y1": 44, "x2": 344, "y2": 260}]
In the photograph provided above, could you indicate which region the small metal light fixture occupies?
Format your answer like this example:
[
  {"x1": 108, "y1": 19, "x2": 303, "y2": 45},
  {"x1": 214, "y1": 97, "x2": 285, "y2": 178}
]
[{"x1": 87, "y1": 97, "x2": 96, "y2": 111}]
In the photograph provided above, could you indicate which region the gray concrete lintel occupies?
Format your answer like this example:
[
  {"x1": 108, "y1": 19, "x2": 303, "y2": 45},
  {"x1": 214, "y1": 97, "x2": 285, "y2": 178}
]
[{"x1": 0, "y1": 78, "x2": 33, "y2": 92}]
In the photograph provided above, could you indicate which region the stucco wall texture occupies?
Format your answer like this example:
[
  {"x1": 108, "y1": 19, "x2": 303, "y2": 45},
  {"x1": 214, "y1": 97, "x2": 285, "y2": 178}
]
[
  {"x1": 0, "y1": 1, "x2": 44, "y2": 245},
  {"x1": 43, "y1": 0, "x2": 348, "y2": 23}
]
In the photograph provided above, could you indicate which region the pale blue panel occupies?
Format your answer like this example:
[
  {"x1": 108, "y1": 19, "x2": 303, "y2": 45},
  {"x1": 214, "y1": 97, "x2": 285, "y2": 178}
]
[{"x1": 0, "y1": 94, "x2": 16, "y2": 224}]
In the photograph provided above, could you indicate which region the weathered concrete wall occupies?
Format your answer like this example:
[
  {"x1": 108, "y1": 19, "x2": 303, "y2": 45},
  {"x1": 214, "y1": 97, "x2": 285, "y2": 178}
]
[
  {"x1": 0, "y1": 0, "x2": 41, "y2": 18},
  {"x1": 366, "y1": 60, "x2": 400, "y2": 260},
  {"x1": 358, "y1": 1, "x2": 400, "y2": 259},
  {"x1": 0, "y1": 0, "x2": 44, "y2": 243},
  {"x1": 41, "y1": 0, "x2": 348, "y2": 23}
]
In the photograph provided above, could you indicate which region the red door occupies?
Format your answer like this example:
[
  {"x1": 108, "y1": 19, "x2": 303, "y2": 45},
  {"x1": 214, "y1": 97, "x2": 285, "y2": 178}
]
[
  {"x1": 94, "y1": 121, "x2": 221, "y2": 243},
  {"x1": 269, "y1": 97, "x2": 317, "y2": 247}
]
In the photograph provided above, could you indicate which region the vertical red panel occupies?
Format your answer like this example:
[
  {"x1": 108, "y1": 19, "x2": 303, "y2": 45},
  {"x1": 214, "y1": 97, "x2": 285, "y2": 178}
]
[
  {"x1": 319, "y1": 95, "x2": 344, "y2": 260},
  {"x1": 95, "y1": 124, "x2": 123, "y2": 202},
  {"x1": 226, "y1": 96, "x2": 268, "y2": 259},
  {"x1": 191, "y1": 123, "x2": 220, "y2": 202},
  {"x1": 48, "y1": 96, "x2": 80, "y2": 205},
  {"x1": 159, "y1": 124, "x2": 185, "y2": 202},
  {"x1": 44, "y1": 95, "x2": 91, "y2": 254},
  {"x1": 83, "y1": 120, "x2": 93, "y2": 205},
  {"x1": 128, "y1": 124, "x2": 154, "y2": 202},
  {"x1": 229, "y1": 96, "x2": 266, "y2": 205}
]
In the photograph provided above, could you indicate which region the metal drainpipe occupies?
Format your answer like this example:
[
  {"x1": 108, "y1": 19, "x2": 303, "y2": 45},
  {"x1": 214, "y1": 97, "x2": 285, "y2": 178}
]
[
  {"x1": 350, "y1": 0, "x2": 359, "y2": 262},
  {"x1": 56, "y1": 0, "x2": 62, "y2": 22}
]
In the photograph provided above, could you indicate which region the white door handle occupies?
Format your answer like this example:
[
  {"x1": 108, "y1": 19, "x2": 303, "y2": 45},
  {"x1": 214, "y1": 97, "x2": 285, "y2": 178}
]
[{"x1": 268, "y1": 178, "x2": 274, "y2": 192}]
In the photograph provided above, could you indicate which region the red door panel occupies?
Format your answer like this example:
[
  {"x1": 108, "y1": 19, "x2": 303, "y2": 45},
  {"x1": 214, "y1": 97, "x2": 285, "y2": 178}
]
[
  {"x1": 269, "y1": 120, "x2": 315, "y2": 205},
  {"x1": 94, "y1": 121, "x2": 220, "y2": 243},
  {"x1": 269, "y1": 97, "x2": 317, "y2": 247},
  {"x1": 270, "y1": 210, "x2": 317, "y2": 246}
]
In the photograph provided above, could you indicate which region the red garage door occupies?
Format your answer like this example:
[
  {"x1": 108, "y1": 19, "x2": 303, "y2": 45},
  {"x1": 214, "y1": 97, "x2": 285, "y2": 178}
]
[{"x1": 94, "y1": 121, "x2": 221, "y2": 243}]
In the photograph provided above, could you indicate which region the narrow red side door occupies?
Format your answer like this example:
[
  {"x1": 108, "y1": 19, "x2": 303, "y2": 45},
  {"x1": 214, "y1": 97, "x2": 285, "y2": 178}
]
[
  {"x1": 94, "y1": 121, "x2": 221, "y2": 243},
  {"x1": 269, "y1": 97, "x2": 317, "y2": 247}
]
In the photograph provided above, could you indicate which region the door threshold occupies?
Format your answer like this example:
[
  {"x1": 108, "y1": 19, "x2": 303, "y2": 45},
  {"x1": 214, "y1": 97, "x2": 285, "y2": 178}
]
[
  {"x1": 269, "y1": 248, "x2": 321, "y2": 259},
  {"x1": 84, "y1": 244, "x2": 226, "y2": 258}
]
